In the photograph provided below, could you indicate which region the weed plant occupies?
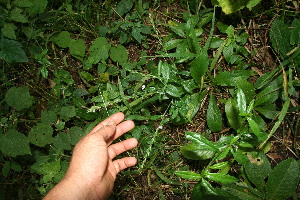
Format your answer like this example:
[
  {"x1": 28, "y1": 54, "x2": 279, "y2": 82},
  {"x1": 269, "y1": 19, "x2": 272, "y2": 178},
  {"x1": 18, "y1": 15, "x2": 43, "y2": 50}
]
[{"x1": 0, "y1": 0, "x2": 299, "y2": 199}]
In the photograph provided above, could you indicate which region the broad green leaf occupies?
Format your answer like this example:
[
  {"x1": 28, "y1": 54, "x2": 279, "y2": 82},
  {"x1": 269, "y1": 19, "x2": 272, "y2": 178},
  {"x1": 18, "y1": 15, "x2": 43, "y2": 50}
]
[
  {"x1": 25, "y1": 0, "x2": 47, "y2": 15},
  {"x1": 290, "y1": 19, "x2": 300, "y2": 45},
  {"x1": 56, "y1": 70, "x2": 74, "y2": 85},
  {"x1": 13, "y1": 0, "x2": 33, "y2": 7},
  {"x1": 168, "y1": 20, "x2": 186, "y2": 37},
  {"x1": 231, "y1": 148, "x2": 249, "y2": 164},
  {"x1": 255, "y1": 104, "x2": 278, "y2": 120},
  {"x1": 213, "y1": 70, "x2": 252, "y2": 86},
  {"x1": 110, "y1": 44, "x2": 128, "y2": 65},
  {"x1": 53, "y1": 31, "x2": 72, "y2": 48},
  {"x1": 237, "y1": 88, "x2": 247, "y2": 113},
  {"x1": 28, "y1": 123, "x2": 53, "y2": 147},
  {"x1": 270, "y1": 19, "x2": 291, "y2": 59},
  {"x1": 255, "y1": 81, "x2": 280, "y2": 107},
  {"x1": 158, "y1": 61, "x2": 170, "y2": 83},
  {"x1": 1, "y1": 23, "x2": 17, "y2": 40},
  {"x1": 190, "y1": 51, "x2": 209, "y2": 84},
  {"x1": 205, "y1": 172, "x2": 238, "y2": 184},
  {"x1": 185, "y1": 132, "x2": 219, "y2": 151},
  {"x1": 115, "y1": 0, "x2": 134, "y2": 16},
  {"x1": 53, "y1": 132, "x2": 72, "y2": 151},
  {"x1": 207, "y1": 94, "x2": 222, "y2": 132},
  {"x1": 181, "y1": 143, "x2": 216, "y2": 160},
  {"x1": 5, "y1": 86, "x2": 33, "y2": 110},
  {"x1": 60, "y1": 106, "x2": 76, "y2": 121},
  {"x1": 10, "y1": 7, "x2": 28, "y2": 23},
  {"x1": 266, "y1": 158, "x2": 300, "y2": 200},
  {"x1": 246, "y1": 0, "x2": 262, "y2": 10},
  {"x1": 175, "y1": 171, "x2": 202, "y2": 180},
  {"x1": 88, "y1": 37, "x2": 111, "y2": 64},
  {"x1": 41, "y1": 110, "x2": 57, "y2": 125},
  {"x1": 225, "y1": 98, "x2": 242, "y2": 130},
  {"x1": 166, "y1": 84, "x2": 182, "y2": 98},
  {"x1": 69, "y1": 39, "x2": 86, "y2": 58},
  {"x1": 2, "y1": 161, "x2": 10, "y2": 177},
  {"x1": 0, "y1": 129, "x2": 31, "y2": 157},
  {"x1": 0, "y1": 38, "x2": 28, "y2": 62},
  {"x1": 235, "y1": 78, "x2": 255, "y2": 104},
  {"x1": 210, "y1": 161, "x2": 229, "y2": 169},
  {"x1": 247, "y1": 118, "x2": 260, "y2": 137},
  {"x1": 163, "y1": 39, "x2": 183, "y2": 51},
  {"x1": 216, "y1": 0, "x2": 245, "y2": 14},
  {"x1": 244, "y1": 152, "x2": 271, "y2": 192},
  {"x1": 31, "y1": 159, "x2": 61, "y2": 183},
  {"x1": 223, "y1": 184, "x2": 262, "y2": 200},
  {"x1": 80, "y1": 71, "x2": 94, "y2": 81}
]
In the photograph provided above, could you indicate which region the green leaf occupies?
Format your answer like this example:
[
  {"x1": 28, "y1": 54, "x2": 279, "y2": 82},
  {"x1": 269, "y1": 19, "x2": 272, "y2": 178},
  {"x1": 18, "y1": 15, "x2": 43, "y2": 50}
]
[
  {"x1": 166, "y1": 84, "x2": 182, "y2": 98},
  {"x1": 41, "y1": 110, "x2": 57, "y2": 125},
  {"x1": 28, "y1": 123, "x2": 53, "y2": 147},
  {"x1": 53, "y1": 132, "x2": 72, "y2": 151},
  {"x1": 266, "y1": 158, "x2": 300, "y2": 200},
  {"x1": 214, "y1": 70, "x2": 252, "y2": 86},
  {"x1": 185, "y1": 132, "x2": 219, "y2": 151},
  {"x1": 235, "y1": 78, "x2": 255, "y2": 104},
  {"x1": 1, "y1": 23, "x2": 17, "y2": 40},
  {"x1": 0, "y1": 129, "x2": 31, "y2": 157},
  {"x1": 175, "y1": 171, "x2": 202, "y2": 180},
  {"x1": 110, "y1": 44, "x2": 128, "y2": 65},
  {"x1": 53, "y1": 31, "x2": 72, "y2": 48},
  {"x1": 255, "y1": 104, "x2": 279, "y2": 120},
  {"x1": 0, "y1": 38, "x2": 28, "y2": 62},
  {"x1": 115, "y1": 0, "x2": 134, "y2": 16},
  {"x1": 25, "y1": 0, "x2": 47, "y2": 15},
  {"x1": 247, "y1": 118, "x2": 260, "y2": 137},
  {"x1": 60, "y1": 106, "x2": 76, "y2": 121},
  {"x1": 158, "y1": 61, "x2": 170, "y2": 84},
  {"x1": 270, "y1": 19, "x2": 291, "y2": 59},
  {"x1": 207, "y1": 94, "x2": 222, "y2": 132},
  {"x1": 225, "y1": 98, "x2": 242, "y2": 130},
  {"x1": 2, "y1": 161, "x2": 10, "y2": 177},
  {"x1": 10, "y1": 7, "x2": 28, "y2": 23},
  {"x1": 31, "y1": 159, "x2": 61, "y2": 183},
  {"x1": 237, "y1": 88, "x2": 247, "y2": 114},
  {"x1": 5, "y1": 86, "x2": 33, "y2": 110},
  {"x1": 68, "y1": 126, "x2": 85, "y2": 145},
  {"x1": 69, "y1": 39, "x2": 86, "y2": 58},
  {"x1": 205, "y1": 172, "x2": 238, "y2": 184},
  {"x1": 246, "y1": 0, "x2": 262, "y2": 10},
  {"x1": 223, "y1": 184, "x2": 262, "y2": 200},
  {"x1": 290, "y1": 19, "x2": 300, "y2": 46},
  {"x1": 181, "y1": 143, "x2": 216, "y2": 160},
  {"x1": 190, "y1": 51, "x2": 209, "y2": 84},
  {"x1": 216, "y1": 0, "x2": 261, "y2": 14},
  {"x1": 163, "y1": 39, "x2": 183, "y2": 51},
  {"x1": 244, "y1": 152, "x2": 272, "y2": 192},
  {"x1": 88, "y1": 37, "x2": 111, "y2": 64},
  {"x1": 13, "y1": 0, "x2": 33, "y2": 7}
]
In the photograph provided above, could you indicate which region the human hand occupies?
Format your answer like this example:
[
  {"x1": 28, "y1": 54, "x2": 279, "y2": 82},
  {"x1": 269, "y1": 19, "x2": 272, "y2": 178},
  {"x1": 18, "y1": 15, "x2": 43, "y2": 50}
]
[{"x1": 44, "y1": 112, "x2": 138, "y2": 200}]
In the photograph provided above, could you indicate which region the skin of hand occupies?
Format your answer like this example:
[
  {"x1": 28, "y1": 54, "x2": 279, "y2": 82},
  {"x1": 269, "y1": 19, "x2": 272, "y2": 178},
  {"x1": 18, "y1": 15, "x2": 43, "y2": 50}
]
[{"x1": 43, "y1": 112, "x2": 138, "y2": 200}]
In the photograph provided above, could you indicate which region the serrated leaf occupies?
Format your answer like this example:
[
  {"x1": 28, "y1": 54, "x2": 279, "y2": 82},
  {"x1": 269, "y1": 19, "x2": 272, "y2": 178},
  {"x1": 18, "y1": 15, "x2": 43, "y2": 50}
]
[
  {"x1": 175, "y1": 171, "x2": 202, "y2": 180},
  {"x1": 5, "y1": 86, "x2": 33, "y2": 110},
  {"x1": 0, "y1": 38, "x2": 28, "y2": 62},
  {"x1": 266, "y1": 158, "x2": 300, "y2": 200},
  {"x1": 53, "y1": 132, "x2": 71, "y2": 150},
  {"x1": 207, "y1": 94, "x2": 222, "y2": 132},
  {"x1": 270, "y1": 19, "x2": 291, "y2": 59},
  {"x1": 68, "y1": 126, "x2": 85, "y2": 145},
  {"x1": 115, "y1": 0, "x2": 134, "y2": 16},
  {"x1": 69, "y1": 39, "x2": 86, "y2": 58},
  {"x1": 190, "y1": 51, "x2": 209, "y2": 84},
  {"x1": 244, "y1": 152, "x2": 271, "y2": 192},
  {"x1": 41, "y1": 110, "x2": 57, "y2": 124},
  {"x1": 1, "y1": 23, "x2": 17, "y2": 40},
  {"x1": 225, "y1": 98, "x2": 242, "y2": 130},
  {"x1": 31, "y1": 159, "x2": 61, "y2": 183},
  {"x1": 0, "y1": 129, "x2": 31, "y2": 157},
  {"x1": 53, "y1": 31, "x2": 72, "y2": 48},
  {"x1": 28, "y1": 123, "x2": 53, "y2": 147},
  {"x1": 205, "y1": 172, "x2": 238, "y2": 184},
  {"x1": 181, "y1": 143, "x2": 216, "y2": 160},
  {"x1": 110, "y1": 44, "x2": 128, "y2": 65},
  {"x1": 60, "y1": 106, "x2": 76, "y2": 121},
  {"x1": 88, "y1": 37, "x2": 111, "y2": 64}
]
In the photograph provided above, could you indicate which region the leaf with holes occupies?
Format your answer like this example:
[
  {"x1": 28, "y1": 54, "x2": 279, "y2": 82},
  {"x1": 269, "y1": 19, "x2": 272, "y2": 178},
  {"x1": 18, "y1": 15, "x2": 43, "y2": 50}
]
[{"x1": 28, "y1": 123, "x2": 53, "y2": 147}]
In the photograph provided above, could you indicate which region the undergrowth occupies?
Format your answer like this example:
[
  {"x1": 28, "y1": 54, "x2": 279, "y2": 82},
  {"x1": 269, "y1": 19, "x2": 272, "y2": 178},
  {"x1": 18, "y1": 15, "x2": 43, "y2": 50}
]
[{"x1": 0, "y1": 0, "x2": 299, "y2": 199}]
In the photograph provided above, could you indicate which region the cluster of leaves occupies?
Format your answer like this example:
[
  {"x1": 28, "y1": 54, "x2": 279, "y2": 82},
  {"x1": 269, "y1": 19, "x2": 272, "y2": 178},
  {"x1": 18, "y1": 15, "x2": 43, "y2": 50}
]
[{"x1": 0, "y1": 0, "x2": 299, "y2": 199}]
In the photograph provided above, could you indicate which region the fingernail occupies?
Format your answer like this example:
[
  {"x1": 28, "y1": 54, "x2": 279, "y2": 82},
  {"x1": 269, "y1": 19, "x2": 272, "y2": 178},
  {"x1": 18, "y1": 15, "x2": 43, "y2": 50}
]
[{"x1": 104, "y1": 120, "x2": 114, "y2": 126}]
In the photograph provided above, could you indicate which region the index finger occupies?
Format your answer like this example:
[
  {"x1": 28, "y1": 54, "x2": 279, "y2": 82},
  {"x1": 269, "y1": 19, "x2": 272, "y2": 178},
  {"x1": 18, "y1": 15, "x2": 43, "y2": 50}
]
[{"x1": 90, "y1": 112, "x2": 125, "y2": 134}]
